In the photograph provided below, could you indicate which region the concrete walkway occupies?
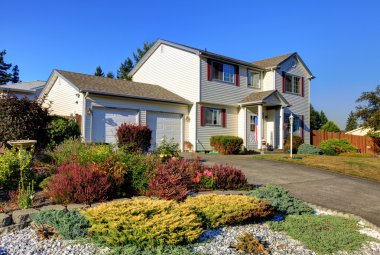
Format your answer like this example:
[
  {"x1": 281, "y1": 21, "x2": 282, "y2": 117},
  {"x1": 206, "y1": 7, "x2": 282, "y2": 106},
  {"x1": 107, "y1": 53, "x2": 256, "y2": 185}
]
[{"x1": 183, "y1": 153, "x2": 380, "y2": 227}]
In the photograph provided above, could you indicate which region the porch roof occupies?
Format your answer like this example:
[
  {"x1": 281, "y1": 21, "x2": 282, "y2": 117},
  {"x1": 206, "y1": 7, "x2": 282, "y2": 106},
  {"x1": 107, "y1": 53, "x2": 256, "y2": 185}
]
[{"x1": 239, "y1": 90, "x2": 290, "y2": 107}]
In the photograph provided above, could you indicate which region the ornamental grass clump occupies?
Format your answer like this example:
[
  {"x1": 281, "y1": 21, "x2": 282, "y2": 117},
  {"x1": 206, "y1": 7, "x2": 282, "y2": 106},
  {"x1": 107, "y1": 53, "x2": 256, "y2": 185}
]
[
  {"x1": 184, "y1": 194, "x2": 274, "y2": 228},
  {"x1": 81, "y1": 198, "x2": 203, "y2": 247},
  {"x1": 233, "y1": 231, "x2": 267, "y2": 254}
]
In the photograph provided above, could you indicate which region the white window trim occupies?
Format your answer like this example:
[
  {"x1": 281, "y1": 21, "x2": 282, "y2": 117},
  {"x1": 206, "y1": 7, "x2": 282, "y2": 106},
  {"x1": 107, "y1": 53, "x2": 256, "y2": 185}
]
[
  {"x1": 204, "y1": 107, "x2": 222, "y2": 126},
  {"x1": 247, "y1": 70, "x2": 261, "y2": 89},
  {"x1": 284, "y1": 73, "x2": 301, "y2": 95},
  {"x1": 212, "y1": 61, "x2": 235, "y2": 84}
]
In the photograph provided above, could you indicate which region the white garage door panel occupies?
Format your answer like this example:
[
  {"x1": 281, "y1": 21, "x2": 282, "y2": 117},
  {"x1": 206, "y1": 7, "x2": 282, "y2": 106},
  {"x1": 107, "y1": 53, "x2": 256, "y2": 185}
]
[
  {"x1": 92, "y1": 108, "x2": 138, "y2": 144},
  {"x1": 147, "y1": 112, "x2": 182, "y2": 149}
]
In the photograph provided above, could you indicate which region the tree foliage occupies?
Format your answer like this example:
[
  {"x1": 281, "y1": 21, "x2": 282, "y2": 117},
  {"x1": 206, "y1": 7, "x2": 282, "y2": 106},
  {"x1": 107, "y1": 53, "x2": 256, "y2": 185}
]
[
  {"x1": 310, "y1": 104, "x2": 322, "y2": 130},
  {"x1": 0, "y1": 50, "x2": 12, "y2": 85},
  {"x1": 94, "y1": 66, "x2": 104, "y2": 77},
  {"x1": 106, "y1": 72, "x2": 114, "y2": 78},
  {"x1": 355, "y1": 85, "x2": 380, "y2": 130},
  {"x1": 320, "y1": 111, "x2": 328, "y2": 126},
  {"x1": 11, "y1": 65, "x2": 20, "y2": 83},
  {"x1": 132, "y1": 41, "x2": 155, "y2": 63},
  {"x1": 345, "y1": 111, "x2": 358, "y2": 132},
  {"x1": 321, "y1": 121, "x2": 341, "y2": 132}
]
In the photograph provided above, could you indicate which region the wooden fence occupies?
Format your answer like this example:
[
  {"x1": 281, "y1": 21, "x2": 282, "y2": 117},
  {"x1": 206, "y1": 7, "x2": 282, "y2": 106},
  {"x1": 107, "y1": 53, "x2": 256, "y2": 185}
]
[{"x1": 311, "y1": 130, "x2": 380, "y2": 154}]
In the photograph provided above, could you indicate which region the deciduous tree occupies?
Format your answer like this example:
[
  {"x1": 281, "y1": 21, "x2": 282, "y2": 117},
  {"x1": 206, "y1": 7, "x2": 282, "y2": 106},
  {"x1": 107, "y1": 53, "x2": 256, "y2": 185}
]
[
  {"x1": 355, "y1": 85, "x2": 380, "y2": 130},
  {"x1": 321, "y1": 121, "x2": 341, "y2": 132}
]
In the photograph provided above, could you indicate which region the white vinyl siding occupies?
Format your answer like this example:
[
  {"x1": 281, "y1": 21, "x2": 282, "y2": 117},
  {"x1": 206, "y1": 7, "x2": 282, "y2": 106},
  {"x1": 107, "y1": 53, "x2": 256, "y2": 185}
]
[
  {"x1": 42, "y1": 77, "x2": 83, "y2": 116},
  {"x1": 276, "y1": 56, "x2": 311, "y2": 144},
  {"x1": 196, "y1": 104, "x2": 238, "y2": 151},
  {"x1": 84, "y1": 95, "x2": 188, "y2": 150},
  {"x1": 132, "y1": 44, "x2": 200, "y2": 102}
]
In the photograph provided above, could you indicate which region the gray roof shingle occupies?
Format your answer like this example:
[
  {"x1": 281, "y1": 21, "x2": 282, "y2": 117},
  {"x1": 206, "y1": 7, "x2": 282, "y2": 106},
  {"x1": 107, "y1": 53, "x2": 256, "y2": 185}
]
[
  {"x1": 0, "y1": 80, "x2": 46, "y2": 93},
  {"x1": 251, "y1": 53, "x2": 295, "y2": 69},
  {"x1": 240, "y1": 90, "x2": 290, "y2": 106},
  {"x1": 56, "y1": 70, "x2": 191, "y2": 105}
]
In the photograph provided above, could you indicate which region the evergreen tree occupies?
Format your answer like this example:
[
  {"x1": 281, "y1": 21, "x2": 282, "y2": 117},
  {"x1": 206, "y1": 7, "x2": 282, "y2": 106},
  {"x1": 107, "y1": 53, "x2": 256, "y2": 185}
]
[
  {"x1": 106, "y1": 72, "x2": 114, "y2": 78},
  {"x1": 355, "y1": 85, "x2": 380, "y2": 130},
  {"x1": 0, "y1": 50, "x2": 12, "y2": 85},
  {"x1": 117, "y1": 58, "x2": 133, "y2": 80},
  {"x1": 321, "y1": 121, "x2": 341, "y2": 132},
  {"x1": 320, "y1": 111, "x2": 329, "y2": 127},
  {"x1": 310, "y1": 104, "x2": 322, "y2": 130},
  {"x1": 94, "y1": 66, "x2": 105, "y2": 77},
  {"x1": 132, "y1": 41, "x2": 155, "y2": 64},
  {"x1": 11, "y1": 65, "x2": 20, "y2": 83},
  {"x1": 345, "y1": 111, "x2": 358, "y2": 131}
]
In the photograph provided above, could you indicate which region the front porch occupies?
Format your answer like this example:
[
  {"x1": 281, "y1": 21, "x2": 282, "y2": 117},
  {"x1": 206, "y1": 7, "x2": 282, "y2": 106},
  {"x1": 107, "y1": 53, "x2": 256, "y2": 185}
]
[{"x1": 238, "y1": 90, "x2": 290, "y2": 150}]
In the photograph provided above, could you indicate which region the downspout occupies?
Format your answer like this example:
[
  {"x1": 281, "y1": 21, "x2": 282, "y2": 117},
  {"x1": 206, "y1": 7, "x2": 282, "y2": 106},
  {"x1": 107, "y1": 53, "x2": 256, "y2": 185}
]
[{"x1": 82, "y1": 92, "x2": 89, "y2": 142}]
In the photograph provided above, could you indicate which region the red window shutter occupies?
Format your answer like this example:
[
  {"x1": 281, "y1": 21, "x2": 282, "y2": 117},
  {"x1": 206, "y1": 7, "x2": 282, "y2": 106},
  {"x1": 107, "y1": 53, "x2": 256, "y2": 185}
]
[
  {"x1": 301, "y1": 77, "x2": 305, "y2": 97},
  {"x1": 301, "y1": 115, "x2": 305, "y2": 140},
  {"x1": 207, "y1": 59, "x2": 212, "y2": 81},
  {"x1": 200, "y1": 106, "x2": 205, "y2": 126},
  {"x1": 282, "y1": 72, "x2": 285, "y2": 93},
  {"x1": 222, "y1": 109, "x2": 226, "y2": 128},
  {"x1": 235, "y1": 66, "x2": 239, "y2": 86}
]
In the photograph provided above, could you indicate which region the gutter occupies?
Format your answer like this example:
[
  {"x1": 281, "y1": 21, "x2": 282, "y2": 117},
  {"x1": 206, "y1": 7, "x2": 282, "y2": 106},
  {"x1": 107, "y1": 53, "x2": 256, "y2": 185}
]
[{"x1": 82, "y1": 92, "x2": 89, "y2": 142}]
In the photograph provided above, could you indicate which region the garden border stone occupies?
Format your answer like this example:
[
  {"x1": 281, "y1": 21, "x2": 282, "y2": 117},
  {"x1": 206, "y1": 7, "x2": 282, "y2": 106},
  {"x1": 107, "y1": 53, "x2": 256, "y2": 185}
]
[
  {"x1": 12, "y1": 208, "x2": 38, "y2": 225},
  {"x1": 0, "y1": 213, "x2": 12, "y2": 227}
]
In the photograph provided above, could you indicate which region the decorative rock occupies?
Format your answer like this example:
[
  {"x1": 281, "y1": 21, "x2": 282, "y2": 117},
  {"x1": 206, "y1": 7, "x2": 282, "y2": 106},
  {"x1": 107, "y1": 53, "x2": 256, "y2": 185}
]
[
  {"x1": 0, "y1": 214, "x2": 12, "y2": 227},
  {"x1": 66, "y1": 204, "x2": 89, "y2": 211},
  {"x1": 40, "y1": 205, "x2": 65, "y2": 211},
  {"x1": 11, "y1": 209, "x2": 38, "y2": 225}
]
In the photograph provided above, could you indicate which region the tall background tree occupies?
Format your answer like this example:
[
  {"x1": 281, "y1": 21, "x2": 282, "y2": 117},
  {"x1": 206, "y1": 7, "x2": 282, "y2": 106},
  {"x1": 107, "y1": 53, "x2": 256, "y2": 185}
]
[
  {"x1": 94, "y1": 66, "x2": 105, "y2": 77},
  {"x1": 11, "y1": 65, "x2": 20, "y2": 83},
  {"x1": 106, "y1": 72, "x2": 114, "y2": 78},
  {"x1": 345, "y1": 111, "x2": 358, "y2": 131},
  {"x1": 310, "y1": 104, "x2": 322, "y2": 130},
  {"x1": 320, "y1": 111, "x2": 328, "y2": 127},
  {"x1": 0, "y1": 50, "x2": 12, "y2": 84},
  {"x1": 355, "y1": 85, "x2": 380, "y2": 130}
]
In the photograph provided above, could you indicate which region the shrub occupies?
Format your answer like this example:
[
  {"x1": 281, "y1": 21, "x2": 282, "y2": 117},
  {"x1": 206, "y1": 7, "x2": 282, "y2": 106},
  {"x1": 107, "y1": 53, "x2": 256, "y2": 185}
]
[
  {"x1": 248, "y1": 185, "x2": 313, "y2": 215},
  {"x1": 81, "y1": 198, "x2": 203, "y2": 247},
  {"x1": 210, "y1": 136, "x2": 243, "y2": 154},
  {"x1": 47, "y1": 116, "x2": 80, "y2": 149},
  {"x1": 0, "y1": 95, "x2": 50, "y2": 149},
  {"x1": 321, "y1": 121, "x2": 341, "y2": 132},
  {"x1": 0, "y1": 149, "x2": 20, "y2": 189},
  {"x1": 208, "y1": 164, "x2": 248, "y2": 190},
  {"x1": 319, "y1": 139, "x2": 358, "y2": 155},
  {"x1": 233, "y1": 231, "x2": 267, "y2": 254},
  {"x1": 284, "y1": 135, "x2": 304, "y2": 153},
  {"x1": 107, "y1": 245, "x2": 197, "y2": 255},
  {"x1": 116, "y1": 124, "x2": 152, "y2": 153},
  {"x1": 156, "y1": 136, "x2": 180, "y2": 162},
  {"x1": 147, "y1": 158, "x2": 193, "y2": 201},
  {"x1": 297, "y1": 144, "x2": 322, "y2": 155},
  {"x1": 46, "y1": 163, "x2": 111, "y2": 205},
  {"x1": 268, "y1": 215, "x2": 372, "y2": 254},
  {"x1": 185, "y1": 194, "x2": 273, "y2": 228},
  {"x1": 97, "y1": 155, "x2": 128, "y2": 197},
  {"x1": 31, "y1": 209, "x2": 90, "y2": 239}
]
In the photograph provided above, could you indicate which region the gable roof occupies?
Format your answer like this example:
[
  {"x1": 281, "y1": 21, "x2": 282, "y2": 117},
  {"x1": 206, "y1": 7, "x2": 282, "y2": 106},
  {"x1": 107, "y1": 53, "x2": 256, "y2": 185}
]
[
  {"x1": 240, "y1": 90, "x2": 290, "y2": 106},
  {"x1": 0, "y1": 80, "x2": 46, "y2": 93},
  {"x1": 41, "y1": 70, "x2": 191, "y2": 105},
  {"x1": 251, "y1": 53, "x2": 295, "y2": 69}
]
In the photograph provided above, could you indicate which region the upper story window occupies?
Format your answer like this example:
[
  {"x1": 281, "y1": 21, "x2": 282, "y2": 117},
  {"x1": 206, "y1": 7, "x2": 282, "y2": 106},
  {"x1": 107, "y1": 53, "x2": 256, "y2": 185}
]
[
  {"x1": 247, "y1": 70, "x2": 261, "y2": 89},
  {"x1": 212, "y1": 61, "x2": 235, "y2": 83},
  {"x1": 284, "y1": 73, "x2": 301, "y2": 94},
  {"x1": 205, "y1": 107, "x2": 222, "y2": 126}
]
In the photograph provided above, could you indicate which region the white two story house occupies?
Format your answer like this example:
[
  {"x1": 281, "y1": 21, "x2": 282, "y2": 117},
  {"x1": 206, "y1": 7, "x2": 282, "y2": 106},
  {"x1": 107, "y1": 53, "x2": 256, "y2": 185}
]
[{"x1": 40, "y1": 39, "x2": 313, "y2": 151}]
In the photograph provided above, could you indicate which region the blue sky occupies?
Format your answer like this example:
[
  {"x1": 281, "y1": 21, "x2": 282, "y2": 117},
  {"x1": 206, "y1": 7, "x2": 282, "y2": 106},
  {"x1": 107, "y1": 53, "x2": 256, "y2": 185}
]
[{"x1": 2, "y1": 0, "x2": 379, "y2": 128}]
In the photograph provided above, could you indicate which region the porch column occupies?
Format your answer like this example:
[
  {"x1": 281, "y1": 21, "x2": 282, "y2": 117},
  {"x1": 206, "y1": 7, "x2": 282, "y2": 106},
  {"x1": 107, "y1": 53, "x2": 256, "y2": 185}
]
[
  {"x1": 257, "y1": 104, "x2": 263, "y2": 149},
  {"x1": 279, "y1": 107, "x2": 284, "y2": 149}
]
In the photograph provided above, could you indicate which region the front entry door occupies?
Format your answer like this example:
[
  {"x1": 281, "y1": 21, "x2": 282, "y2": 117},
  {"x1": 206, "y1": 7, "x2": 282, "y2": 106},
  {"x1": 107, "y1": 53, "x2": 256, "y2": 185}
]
[{"x1": 248, "y1": 113, "x2": 258, "y2": 147}]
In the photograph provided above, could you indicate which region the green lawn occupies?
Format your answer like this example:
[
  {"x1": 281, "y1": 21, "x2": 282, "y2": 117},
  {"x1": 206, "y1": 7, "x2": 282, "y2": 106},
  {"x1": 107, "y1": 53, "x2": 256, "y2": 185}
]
[{"x1": 253, "y1": 154, "x2": 380, "y2": 183}]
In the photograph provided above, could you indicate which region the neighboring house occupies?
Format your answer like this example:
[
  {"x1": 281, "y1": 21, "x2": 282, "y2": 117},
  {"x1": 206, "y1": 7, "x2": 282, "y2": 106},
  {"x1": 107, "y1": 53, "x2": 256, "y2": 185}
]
[
  {"x1": 346, "y1": 127, "x2": 378, "y2": 136},
  {"x1": 40, "y1": 40, "x2": 314, "y2": 151},
  {"x1": 0, "y1": 81, "x2": 46, "y2": 100}
]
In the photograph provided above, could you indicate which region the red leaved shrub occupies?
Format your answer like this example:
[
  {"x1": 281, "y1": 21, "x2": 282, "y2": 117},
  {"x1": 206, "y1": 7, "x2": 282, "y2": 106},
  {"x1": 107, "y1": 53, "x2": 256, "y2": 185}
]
[
  {"x1": 208, "y1": 164, "x2": 248, "y2": 190},
  {"x1": 147, "y1": 158, "x2": 200, "y2": 201},
  {"x1": 116, "y1": 124, "x2": 152, "y2": 153},
  {"x1": 47, "y1": 163, "x2": 111, "y2": 205}
]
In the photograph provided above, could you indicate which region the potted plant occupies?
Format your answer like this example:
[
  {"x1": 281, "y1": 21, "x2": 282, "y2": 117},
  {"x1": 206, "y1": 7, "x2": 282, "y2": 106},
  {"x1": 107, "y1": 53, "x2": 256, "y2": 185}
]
[{"x1": 184, "y1": 141, "x2": 193, "y2": 152}]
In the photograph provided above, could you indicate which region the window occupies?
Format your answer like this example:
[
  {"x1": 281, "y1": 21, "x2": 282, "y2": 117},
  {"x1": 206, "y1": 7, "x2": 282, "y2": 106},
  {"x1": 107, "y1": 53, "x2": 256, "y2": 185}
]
[
  {"x1": 212, "y1": 61, "x2": 235, "y2": 83},
  {"x1": 248, "y1": 70, "x2": 261, "y2": 88},
  {"x1": 205, "y1": 107, "x2": 222, "y2": 126},
  {"x1": 284, "y1": 73, "x2": 301, "y2": 94}
]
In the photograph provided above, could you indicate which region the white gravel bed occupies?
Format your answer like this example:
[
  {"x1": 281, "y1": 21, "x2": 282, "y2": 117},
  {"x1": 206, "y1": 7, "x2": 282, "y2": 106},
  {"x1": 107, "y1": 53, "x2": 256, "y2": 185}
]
[{"x1": 0, "y1": 226, "x2": 110, "y2": 255}]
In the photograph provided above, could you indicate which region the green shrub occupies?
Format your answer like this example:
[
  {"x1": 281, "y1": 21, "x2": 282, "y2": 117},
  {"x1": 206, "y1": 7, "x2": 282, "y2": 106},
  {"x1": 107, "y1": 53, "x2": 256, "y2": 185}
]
[
  {"x1": 31, "y1": 209, "x2": 90, "y2": 239},
  {"x1": 320, "y1": 121, "x2": 341, "y2": 132},
  {"x1": 268, "y1": 215, "x2": 372, "y2": 254},
  {"x1": 185, "y1": 194, "x2": 273, "y2": 228},
  {"x1": 284, "y1": 136, "x2": 304, "y2": 153},
  {"x1": 38, "y1": 176, "x2": 52, "y2": 190},
  {"x1": 297, "y1": 144, "x2": 322, "y2": 155},
  {"x1": 248, "y1": 185, "x2": 313, "y2": 215},
  {"x1": 0, "y1": 149, "x2": 20, "y2": 189},
  {"x1": 210, "y1": 136, "x2": 243, "y2": 154},
  {"x1": 107, "y1": 245, "x2": 198, "y2": 255},
  {"x1": 155, "y1": 136, "x2": 180, "y2": 162},
  {"x1": 319, "y1": 139, "x2": 358, "y2": 155},
  {"x1": 81, "y1": 198, "x2": 203, "y2": 247},
  {"x1": 47, "y1": 116, "x2": 80, "y2": 149},
  {"x1": 233, "y1": 231, "x2": 267, "y2": 254}
]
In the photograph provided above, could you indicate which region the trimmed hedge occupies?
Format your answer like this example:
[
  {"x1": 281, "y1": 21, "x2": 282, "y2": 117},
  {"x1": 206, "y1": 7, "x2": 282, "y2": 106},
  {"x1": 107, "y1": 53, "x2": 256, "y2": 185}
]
[
  {"x1": 297, "y1": 144, "x2": 322, "y2": 155},
  {"x1": 116, "y1": 124, "x2": 152, "y2": 153},
  {"x1": 319, "y1": 139, "x2": 358, "y2": 155},
  {"x1": 210, "y1": 136, "x2": 243, "y2": 154}
]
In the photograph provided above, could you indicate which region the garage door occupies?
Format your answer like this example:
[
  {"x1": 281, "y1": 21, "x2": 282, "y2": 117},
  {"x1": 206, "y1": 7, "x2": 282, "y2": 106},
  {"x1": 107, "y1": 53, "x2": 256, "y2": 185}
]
[
  {"x1": 147, "y1": 112, "x2": 182, "y2": 149},
  {"x1": 92, "y1": 108, "x2": 138, "y2": 144}
]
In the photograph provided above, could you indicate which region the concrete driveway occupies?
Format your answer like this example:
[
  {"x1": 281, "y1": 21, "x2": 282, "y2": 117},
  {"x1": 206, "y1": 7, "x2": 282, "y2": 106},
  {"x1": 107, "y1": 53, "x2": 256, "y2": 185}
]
[{"x1": 183, "y1": 153, "x2": 380, "y2": 227}]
